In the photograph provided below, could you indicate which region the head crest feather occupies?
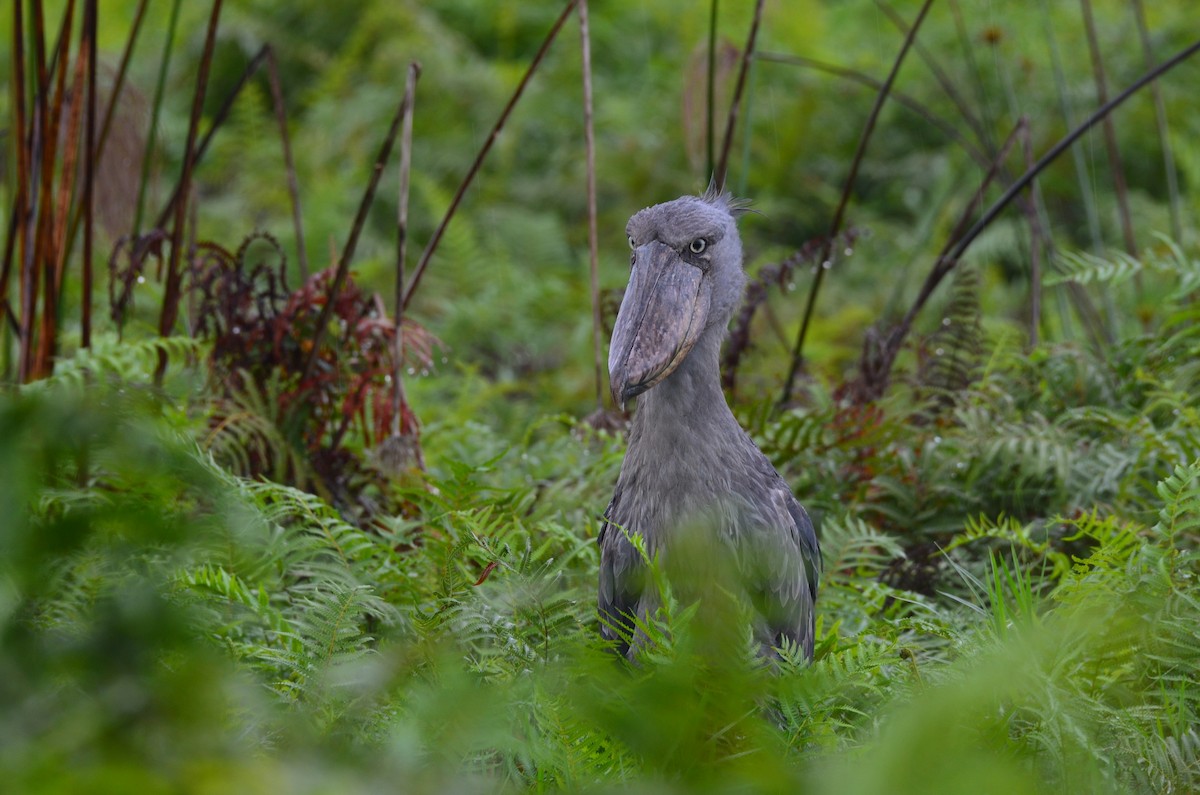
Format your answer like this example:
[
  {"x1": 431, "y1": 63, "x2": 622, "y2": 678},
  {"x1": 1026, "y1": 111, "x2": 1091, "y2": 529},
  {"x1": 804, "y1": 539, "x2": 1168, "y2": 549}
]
[{"x1": 701, "y1": 177, "x2": 753, "y2": 216}]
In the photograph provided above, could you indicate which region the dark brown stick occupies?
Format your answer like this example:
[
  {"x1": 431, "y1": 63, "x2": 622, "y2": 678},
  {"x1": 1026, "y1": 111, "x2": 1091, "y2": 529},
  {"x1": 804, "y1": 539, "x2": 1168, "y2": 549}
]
[
  {"x1": 155, "y1": 0, "x2": 223, "y2": 385},
  {"x1": 780, "y1": 0, "x2": 934, "y2": 406},
  {"x1": 81, "y1": 0, "x2": 96, "y2": 349},
  {"x1": 713, "y1": 0, "x2": 764, "y2": 191},
  {"x1": 402, "y1": 0, "x2": 580, "y2": 310}
]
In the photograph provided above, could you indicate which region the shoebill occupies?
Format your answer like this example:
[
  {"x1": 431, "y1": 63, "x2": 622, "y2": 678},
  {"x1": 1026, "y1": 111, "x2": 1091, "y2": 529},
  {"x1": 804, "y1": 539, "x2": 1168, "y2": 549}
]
[{"x1": 599, "y1": 187, "x2": 821, "y2": 661}]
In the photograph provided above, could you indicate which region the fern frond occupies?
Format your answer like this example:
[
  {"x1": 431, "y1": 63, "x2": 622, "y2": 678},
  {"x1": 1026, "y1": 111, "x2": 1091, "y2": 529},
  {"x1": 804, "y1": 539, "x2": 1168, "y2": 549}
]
[{"x1": 1153, "y1": 460, "x2": 1200, "y2": 543}]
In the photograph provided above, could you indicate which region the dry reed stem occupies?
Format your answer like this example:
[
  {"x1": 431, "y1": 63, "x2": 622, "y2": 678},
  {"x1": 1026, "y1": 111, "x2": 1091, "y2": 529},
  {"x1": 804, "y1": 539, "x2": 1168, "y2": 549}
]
[
  {"x1": 579, "y1": 0, "x2": 604, "y2": 411},
  {"x1": 391, "y1": 61, "x2": 420, "y2": 464}
]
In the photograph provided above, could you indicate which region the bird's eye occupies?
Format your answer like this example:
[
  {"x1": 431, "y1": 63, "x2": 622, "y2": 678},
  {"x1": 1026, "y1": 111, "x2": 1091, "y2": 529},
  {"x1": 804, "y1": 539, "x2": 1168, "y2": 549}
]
[
  {"x1": 628, "y1": 235, "x2": 636, "y2": 249},
  {"x1": 690, "y1": 238, "x2": 708, "y2": 254}
]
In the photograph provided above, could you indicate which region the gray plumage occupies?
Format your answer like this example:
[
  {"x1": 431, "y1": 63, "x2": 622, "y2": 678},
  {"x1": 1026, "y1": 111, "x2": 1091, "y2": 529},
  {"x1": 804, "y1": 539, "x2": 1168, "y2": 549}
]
[{"x1": 599, "y1": 188, "x2": 821, "y2": 660}]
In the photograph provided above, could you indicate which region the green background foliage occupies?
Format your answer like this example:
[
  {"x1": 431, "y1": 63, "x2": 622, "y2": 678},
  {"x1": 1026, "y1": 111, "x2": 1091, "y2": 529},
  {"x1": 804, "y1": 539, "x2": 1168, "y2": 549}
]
[{"x1": 2, "y1": 0, "x2": 1199, "y2": 792}]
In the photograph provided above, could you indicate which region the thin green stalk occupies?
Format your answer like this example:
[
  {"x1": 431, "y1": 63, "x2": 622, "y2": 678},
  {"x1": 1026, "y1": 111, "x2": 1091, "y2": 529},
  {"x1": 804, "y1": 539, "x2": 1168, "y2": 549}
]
[
  {"x1": 874, "y1": 1, "x2": 991, "y2": 161},
  {"x1": 1079, "y1": 0, "x2": 1137, "y2": 258},
  {"x1": 1131, "y1": 0, "x2": 1183, "y2": 241},
  {"x1": 264, "y1": 47, "x2": 308, "y2": 280},
  {"x1": 1038, "y1": 0, "x2": 1111, "y2": 344},
  {"x1": 580, "y1": 0, "x2": 604, "y2": 411}
]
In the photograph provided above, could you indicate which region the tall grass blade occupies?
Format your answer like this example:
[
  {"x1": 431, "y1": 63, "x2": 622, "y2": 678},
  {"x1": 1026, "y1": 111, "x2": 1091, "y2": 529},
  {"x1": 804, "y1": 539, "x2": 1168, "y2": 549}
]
[
  {"x1": 1, "y1": 1, "x2": 31, "y2": 375},
  {"x1": 1078, "y1": 0, "x2": 1137, "y2": 259},
  {"x1": 1131, "y1": 0, "x2": 1183, "y2": 241}
]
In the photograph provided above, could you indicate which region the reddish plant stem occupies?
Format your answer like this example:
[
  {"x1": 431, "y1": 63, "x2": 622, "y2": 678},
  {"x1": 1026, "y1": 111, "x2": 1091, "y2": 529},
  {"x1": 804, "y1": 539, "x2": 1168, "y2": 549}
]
[{"x1": 39, "y1": 1, "x2": 88, "y2": 376}]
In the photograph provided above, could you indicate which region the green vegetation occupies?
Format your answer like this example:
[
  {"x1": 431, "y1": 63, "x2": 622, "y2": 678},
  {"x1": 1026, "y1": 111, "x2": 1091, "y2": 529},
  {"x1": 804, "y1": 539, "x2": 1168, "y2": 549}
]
[{"x1": 2, "y1": 1, "x2": 1198, "y2": 792}]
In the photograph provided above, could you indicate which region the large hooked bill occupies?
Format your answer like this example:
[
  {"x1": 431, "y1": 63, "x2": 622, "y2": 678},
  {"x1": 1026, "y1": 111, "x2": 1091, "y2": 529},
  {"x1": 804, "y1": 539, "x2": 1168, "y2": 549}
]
[{"x1": 608, "y1": 240, "x2": 712, "y2": 409}]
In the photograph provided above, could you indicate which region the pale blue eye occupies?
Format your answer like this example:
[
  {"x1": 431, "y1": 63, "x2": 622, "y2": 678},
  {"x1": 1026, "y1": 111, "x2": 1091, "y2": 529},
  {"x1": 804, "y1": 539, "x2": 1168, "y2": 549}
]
[{"x1": 690, "y1": 238, "x2": 707, "y2": 254}]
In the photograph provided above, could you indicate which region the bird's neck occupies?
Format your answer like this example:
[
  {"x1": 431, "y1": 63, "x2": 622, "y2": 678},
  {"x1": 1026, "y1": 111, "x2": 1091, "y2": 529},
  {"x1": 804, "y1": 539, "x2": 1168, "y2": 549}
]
[{"x1": 629, "y1": 325, "x2": 739, "y2": 453}]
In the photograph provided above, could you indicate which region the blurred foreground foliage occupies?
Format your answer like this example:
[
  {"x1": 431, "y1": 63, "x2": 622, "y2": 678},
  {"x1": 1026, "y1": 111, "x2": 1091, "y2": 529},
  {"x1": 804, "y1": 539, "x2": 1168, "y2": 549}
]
[
  {"x1": 3, "y1": 1, "x2": 1200, "y2": 791},
  {"x1": 2, "y1": 266, "x2": 1198, "y2": 793}
]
